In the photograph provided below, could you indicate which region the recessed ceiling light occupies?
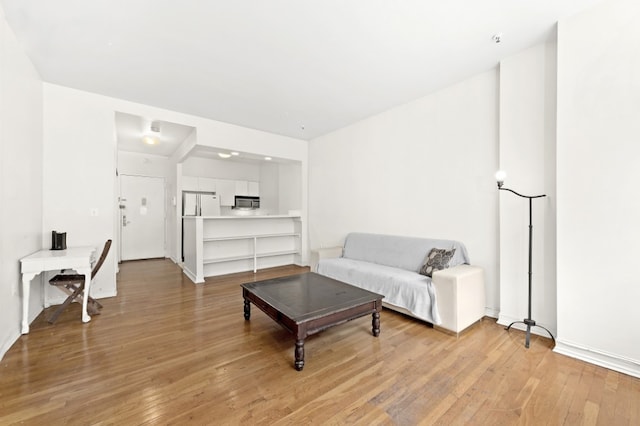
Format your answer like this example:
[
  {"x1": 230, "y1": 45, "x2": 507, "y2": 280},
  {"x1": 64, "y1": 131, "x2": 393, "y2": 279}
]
[
  {"x1": 264, "y1": 157, "x2": 272, "y2": 161},
  {"x1": 218, "y1": 153, "x2": 232, "y2": 158},
  {"x1": 231, "y1": 152, "x2": 239, "y2": 156},
  {"x1": 143, "y1": 135, "x2": 158, "y2": 145}
]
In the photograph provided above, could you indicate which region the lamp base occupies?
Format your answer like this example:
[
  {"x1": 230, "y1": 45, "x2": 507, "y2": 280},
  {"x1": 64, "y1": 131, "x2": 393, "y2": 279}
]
[{"x1": 506, "y1": 319, "x2": 556, "y2": 349}]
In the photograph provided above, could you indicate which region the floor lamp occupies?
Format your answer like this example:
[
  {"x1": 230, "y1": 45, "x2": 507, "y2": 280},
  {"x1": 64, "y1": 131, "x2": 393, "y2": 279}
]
[{"x1": 496, "y1": 171, "x2": 555, "y2": 348}]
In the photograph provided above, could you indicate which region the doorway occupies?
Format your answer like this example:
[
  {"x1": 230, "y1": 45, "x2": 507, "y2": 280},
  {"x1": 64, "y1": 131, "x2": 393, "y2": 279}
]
[{"x1": 119, "y1": 175, "x2": 165, "y2": 261}]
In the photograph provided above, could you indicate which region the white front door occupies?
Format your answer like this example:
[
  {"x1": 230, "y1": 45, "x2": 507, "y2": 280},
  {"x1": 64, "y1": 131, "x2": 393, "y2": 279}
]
[{"x1": 120, "y1": 175, "x2": 165, "y2": 261}]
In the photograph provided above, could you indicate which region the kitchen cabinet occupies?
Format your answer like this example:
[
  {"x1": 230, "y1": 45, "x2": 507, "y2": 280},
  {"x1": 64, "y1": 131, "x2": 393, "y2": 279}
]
[
  {"x1": 182, "y1": 175, "x2": 199, "y2": 191},
  {"x1": 233, "y1": 180, "x2": 259, "y2": 196},
  {"x1": 248, "y1": 181, "x2": 260, "y2": 196},
  {"x1": 198, "y1": 177, "x2": 217, "y2": 192},
  {"x1": 182, "y1": 175, "x2": 217, "y2": 192},
  {"x1": 216, "y1": 179, "x2": 236, "y2": 206},
  {"x1": 235, "y1": 180, "x2": 248, "y2": 196}
]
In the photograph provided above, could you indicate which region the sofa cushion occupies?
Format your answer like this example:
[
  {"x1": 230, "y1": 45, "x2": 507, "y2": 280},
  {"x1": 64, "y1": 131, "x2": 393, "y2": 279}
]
[
  {"x1": 342, "y1": 233, "x2": 469, "y2": 272},
  {"x1": 316, "y1": 257, "x2": 441, "y2": 325},
  {"x1": 419, "y1": 248, "x2": 456, "y2": 277}
]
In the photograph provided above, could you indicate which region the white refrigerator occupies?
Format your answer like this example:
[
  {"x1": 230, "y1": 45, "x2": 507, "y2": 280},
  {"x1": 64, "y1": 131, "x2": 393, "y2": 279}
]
[
  {"x1": 182, "y1": 191, "x2": 221, "y2": 216},
  {"x1": 182, "y1": 191, "x2": 220, "y2": 262}
]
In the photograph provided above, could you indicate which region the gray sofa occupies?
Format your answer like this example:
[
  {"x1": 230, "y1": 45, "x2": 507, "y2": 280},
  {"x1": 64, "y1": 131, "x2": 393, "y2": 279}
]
[{"x1": 313, "y1": 233, "x2": 485, "y2": 335}]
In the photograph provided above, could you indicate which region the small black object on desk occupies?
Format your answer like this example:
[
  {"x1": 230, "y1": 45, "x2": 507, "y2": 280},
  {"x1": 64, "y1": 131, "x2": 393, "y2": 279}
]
[{"x1": 51, "y1": 231, "x2": 67, "y2": 250}]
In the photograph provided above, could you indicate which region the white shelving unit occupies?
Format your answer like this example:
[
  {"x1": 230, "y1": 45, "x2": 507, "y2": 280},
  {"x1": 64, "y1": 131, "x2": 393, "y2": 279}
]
[{"x1": 182, "y1": 215, "x2": 302, "y2": 283}]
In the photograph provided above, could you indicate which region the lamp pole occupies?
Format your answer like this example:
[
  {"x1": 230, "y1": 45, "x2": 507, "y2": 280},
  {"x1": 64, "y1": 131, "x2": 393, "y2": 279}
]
[{"x1": 497, "y1": 172, "x2": 555, "y2": 348}]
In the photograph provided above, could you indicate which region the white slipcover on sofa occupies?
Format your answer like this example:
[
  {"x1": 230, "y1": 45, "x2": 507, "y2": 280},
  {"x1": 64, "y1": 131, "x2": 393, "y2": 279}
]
[{"x1": 313, "y1": 233, "x2": 485, "y2": 335}]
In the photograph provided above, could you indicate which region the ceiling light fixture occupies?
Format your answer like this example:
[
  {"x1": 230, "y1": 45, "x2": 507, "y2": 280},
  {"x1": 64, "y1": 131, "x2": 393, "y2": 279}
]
[
  {"x1": 143, "y1": 135, "x2": 158, "y2": 145},
  {"x1": 218, "y1": 153, "x2": 232, "y2": 158},
  {"x1": 264, "y1": 157, "x2": 272, "y2": 161},
  {"x1": 231, "y1": 152, "x2": 239, "y2": 156},
  {"x1": 142, "y1": 121, "x2": 161, "y2": 146}
]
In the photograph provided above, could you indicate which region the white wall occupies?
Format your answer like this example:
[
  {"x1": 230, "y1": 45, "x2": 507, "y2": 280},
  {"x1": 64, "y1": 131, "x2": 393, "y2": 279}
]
[
  {"x1": 118, "y1": 151, "x2": 170, "y2": 178},
  {"x1": 255, "y1": 161, "x2": 303, "y2": 215},
  {"x1": 182, "y1": 156, "x2": 260, "y2": 181},
  {"x1": 498, "y1": 41, "x2": 558, "y2": 337},
  {"x1": 41, "y1": 83, "x2": 309, "y2": 299},
  {"x1": 42, "y1": 85, "x2": 118, "y2": 299},
  {"x1": 279, "y1": 163, "x2": 302, "y2": 214},
  {"x1": 259, "y1": 162, "x2": 280, "y2": 214},
  {"x1": 309, "y1": 70, "x2": 500, "y2": 314},
  {"x1": 555, "y1": 0, "x2": 640, "y2": 377},
  {"x1": 0, "y1": 6, "x2": 43, "y2": 358}
]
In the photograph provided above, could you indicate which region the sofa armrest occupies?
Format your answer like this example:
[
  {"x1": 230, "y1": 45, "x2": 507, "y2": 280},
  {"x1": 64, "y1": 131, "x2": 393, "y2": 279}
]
[
  {"x1": 310, "y1": 246, "x2": 343, "y2": 272},
  {"x1": 432, "y1": 265, "x2": 485, "y2": 335}
]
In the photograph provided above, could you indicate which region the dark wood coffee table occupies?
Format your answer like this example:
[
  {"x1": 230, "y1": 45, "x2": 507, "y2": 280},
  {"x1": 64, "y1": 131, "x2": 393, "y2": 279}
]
[{"x1": 241, "y1": 272, "x2": 384, "y2": 371}]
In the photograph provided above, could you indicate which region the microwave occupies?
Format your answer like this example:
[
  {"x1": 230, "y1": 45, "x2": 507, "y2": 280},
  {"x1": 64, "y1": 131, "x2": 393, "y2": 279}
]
[{"x1": 234, "y1": 196, "x2": 260, "y2": 209}]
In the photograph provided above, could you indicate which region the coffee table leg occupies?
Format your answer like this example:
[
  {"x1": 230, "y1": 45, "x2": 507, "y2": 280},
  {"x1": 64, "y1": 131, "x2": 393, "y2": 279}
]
[
  {"x1": 244, "y1": 299, "x2": 251, "y2": 320},
  {"x1": 372, "y1": 311, "x2": 380, "y2": 337},
  {"x1": 294, "y1": 339, "x2": 305, "y2": 371}
]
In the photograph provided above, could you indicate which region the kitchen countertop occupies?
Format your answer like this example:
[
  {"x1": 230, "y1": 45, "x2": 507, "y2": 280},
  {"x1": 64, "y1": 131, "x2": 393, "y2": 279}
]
[{"x1": 183, "y1": 215, "x2": 300, "y2": 219}]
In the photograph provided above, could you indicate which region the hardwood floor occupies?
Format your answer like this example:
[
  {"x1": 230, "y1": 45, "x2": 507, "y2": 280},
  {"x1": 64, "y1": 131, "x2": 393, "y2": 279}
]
[{"x1": 1, "y1": 259, "x2": 638, "y2": 425}]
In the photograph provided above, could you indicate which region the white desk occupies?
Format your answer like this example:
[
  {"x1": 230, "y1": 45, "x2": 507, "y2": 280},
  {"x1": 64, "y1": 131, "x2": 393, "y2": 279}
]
[{"x1": 19, "y1": 246, "x2": 96, "y2": 334}]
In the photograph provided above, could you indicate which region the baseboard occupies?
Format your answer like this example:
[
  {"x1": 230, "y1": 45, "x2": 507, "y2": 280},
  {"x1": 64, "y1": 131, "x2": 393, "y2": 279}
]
[
  {"x1": 497, "y1": 313, "x2": 557, "y2": 339},
  {"x1": 485, "y1": 307, "x2": 499, "y2": 319},
  {"x1": 182, "y1": 267, "x2": 202, "y2": 284},
  {"x1": 0, "y1": 329, "x2": 21, "y2": 361},
  {"x1": 434, "y1": 317, "x2": 485, "y2": 338},
  {"x1": 92, "y1": 289, "x2": 117, "y2": 299},
  {"x1": 554, "y1": 340, "x2": 640, "y2": 379}
]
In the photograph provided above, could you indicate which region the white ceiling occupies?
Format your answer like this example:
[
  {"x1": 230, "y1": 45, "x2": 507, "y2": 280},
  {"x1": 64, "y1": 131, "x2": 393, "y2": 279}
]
[{"x1": 3, "y1": 0, "x2": 601, "y2": 143}]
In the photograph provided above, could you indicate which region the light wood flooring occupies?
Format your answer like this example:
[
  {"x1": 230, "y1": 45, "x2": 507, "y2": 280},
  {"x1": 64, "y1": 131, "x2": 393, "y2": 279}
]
[{"x1": 1, "y1": 259, "x2": 638, "y2": 425}]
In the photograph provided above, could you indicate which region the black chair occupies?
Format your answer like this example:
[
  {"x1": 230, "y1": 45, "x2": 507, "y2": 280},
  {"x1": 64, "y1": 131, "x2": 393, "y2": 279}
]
[{"x1": 48, "y1": 239, "x2": 112, "y2": 324}]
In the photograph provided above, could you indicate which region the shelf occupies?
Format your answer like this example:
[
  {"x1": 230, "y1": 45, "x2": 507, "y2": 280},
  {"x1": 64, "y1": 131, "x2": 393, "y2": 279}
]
[
  {"x1": 257, "y1": 233, "x2": 300, "y2": 239},
  {"x1": 256, "y1": 250, "x2": 300, "y2": 258},
  {"x1": 204, "y1": 233, "x2": 300, "y2": 242},
  {"x1": 204, "y1": 254, "x2": 255, "y2": 264},
  {"x1": 204, "y1": 236, "x2": 254, "y2": 242},
  {"x1": 189, "y1": 215, "x2": 301, "y2": 220},
  {"x1": 203, "y1": 233, "x2": 299, "y2": 263}
]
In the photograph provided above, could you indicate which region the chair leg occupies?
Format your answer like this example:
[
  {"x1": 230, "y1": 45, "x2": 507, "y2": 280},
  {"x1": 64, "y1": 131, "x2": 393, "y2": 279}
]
[
  {"x1": 64, "y1": 284, "x2": 102, "y2": 310},
  {"x1": 89, "y1": 296, "x2": 103, "y2": 310},
  {"x1": 48, "y1": 284, "x2": 85, "y2": 324},
  {"x1": 86, "y1": 299, "x2": 101, "y2": 315}
]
